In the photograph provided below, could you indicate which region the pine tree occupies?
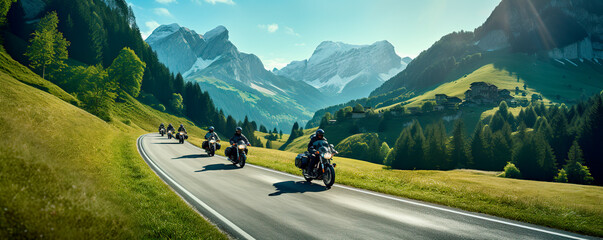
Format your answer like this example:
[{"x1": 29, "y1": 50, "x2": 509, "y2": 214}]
[
  {"x1": 449, "y1": 119, "x2": 468, "y2": 169},
  {"x1": 577, "y1": 94, "x2": 603, "y2": 184},
  {"x1": 379, "y1": 142, "x2": 390, "y2": 164},
  {"x1": 25, "y1": 11, "x2": 70, "y2": 80},
  {"x1": 0, "y1": 0, "x2": 16, "y2": 24},
  {"x1": 266, "y1": 139, "x2": 273, "y2": 149},
  {"x1": 550, "y1": 110, "x2": 572, "y2": 166},
  {"x1": 469, "y1": 121, "x2": 485, "y2": 169},
  {"x1": 563, "y1": 141, "x2": 594, "y2": 184},
  {"x1": 409, "y1": 120, "x2": 426, "y2": 169}
]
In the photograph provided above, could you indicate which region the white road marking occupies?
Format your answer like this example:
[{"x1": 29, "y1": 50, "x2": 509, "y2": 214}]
[{"x1": 137, "y1": 135, "x2": 256, "y2": 240}]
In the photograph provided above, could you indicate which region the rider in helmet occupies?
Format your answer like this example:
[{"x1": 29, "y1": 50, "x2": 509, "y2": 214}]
[
  {"x1": 178, "y1": 124, "x2": 187, "y2": 133},
  {"x1": 227, "y1": 127, "x2": 250, "y2": 159},
  {"x1": 306, "y1": 129, "x2": 327, "y2": 175},
  {"x1": 203, "y1": 126, "x2": 221, "y2": 150},
  {"x1": 166, "y1": 123, "x2": 175, "y2": 132},
  {"x1": 159, "y1": 123, "x2": 165, "y2": 132}
]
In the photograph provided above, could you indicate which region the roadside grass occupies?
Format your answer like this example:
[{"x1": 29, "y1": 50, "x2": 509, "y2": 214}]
[
  {"x1": 255, "y1": 131, "x2": 289, "y2": 150},
  {"x1": 282, "y1": 127, "x2": 318, "y2": 153},
  {"x1": 0, "y1": 57, "x2": 226, "y2": 238},
  {"x1": 230, "y1": 147, "x2": 602, "y2": 237}
]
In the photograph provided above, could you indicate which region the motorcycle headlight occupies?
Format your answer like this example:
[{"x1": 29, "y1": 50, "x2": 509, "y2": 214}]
[
  {"x1": 238, "y1": 145, "x2": 246, "y2": 150},
  {"x1": 210, "y1": 140, "x2": 216, "y2": 143},
  {"x1": 323, "y1": 153, "x2": 332, "y2": 159}
]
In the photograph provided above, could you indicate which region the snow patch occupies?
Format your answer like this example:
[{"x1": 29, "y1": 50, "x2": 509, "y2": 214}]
[
  {"x1": 250, "y1": 83, "x2": 276, "y2": 95},
  {"x1": 203, "y1": 25, "x2": 227, "y2": 40},
  {"x1": 308, "y1": 41, "x2": 364, "y2": 64},
  {"x1": 379, "y1": 60, "x2": 408, "y2": 81},
  {"x1": 146, "y1": 23, "x2": 181, "y2": 44},
  {"x1": 309, "y1": 71, "x2": 366, "y2": 94},
  {"x1": 183, "y1": 56, "x2": 220, "y2": 77}
]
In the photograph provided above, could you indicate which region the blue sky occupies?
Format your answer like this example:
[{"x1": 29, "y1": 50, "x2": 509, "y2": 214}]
[{"x1": 128, "y1": 0, "x2": 500, "y2": 70}]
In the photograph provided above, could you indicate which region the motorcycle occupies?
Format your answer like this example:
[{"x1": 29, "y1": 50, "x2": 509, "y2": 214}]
[
  {"x1": 176, "y1": 131, "x2": 187, "y2": 144},
  {"x1": 228, "y1": 140, "x2": 248, "y2": 168},
  {"x1": 159, "y1": 127, "x2": 166, "y2": 136},
  {"x1": 167, "y1": 130, "x2": 173, "y2": 139},
  {"x1": 302, "y1": 139, "x2": 337, "y2": 188},
  {"x1": 205, "y1": 136, "x2": 219, "y2": 156}
]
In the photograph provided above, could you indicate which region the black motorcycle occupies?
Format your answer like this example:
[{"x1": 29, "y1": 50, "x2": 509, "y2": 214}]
[
  {"x1": 176, "y1": 131, "x2": 187, "y2": 144},
  {"x1": 228, "y1": 140, "x2": 248, "y2": 168},
  {"x1": 159, "y1": 127, "x2": 166, "y2": 136},
  {"x1": 205, "y1": 136, "x2": 219, "y2": 156},
  {"x1": 167, "y1": 130, "x2": 174, "y2": 139},
  {"x1": 301, "y1": 140, "x2": 337, "y2": 188}
]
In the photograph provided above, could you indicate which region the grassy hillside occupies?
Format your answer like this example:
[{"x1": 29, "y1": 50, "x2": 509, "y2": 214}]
[
  {"x1": 0, "y1": 51, "x2": 226, "y2": 239},
  {"x1": 282, "y1": 127, "x2": 318, "y2": 153},
  {"x1": 255, "y1": 131, "x2": 289, "y2": 150},
  {"x1": 379, "y1": 53, "x2": 603, "y2": 110},
  {"x1": 212, "y1": 146, "x2": 603, "y2": 237}
]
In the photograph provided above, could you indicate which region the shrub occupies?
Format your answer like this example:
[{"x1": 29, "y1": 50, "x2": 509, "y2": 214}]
[
  {"x1": 554, "y1": 169, "x2": 568, "y2": 183},
  {"x1": 500, "y1": 162, "x2": 522, "y2": 179}
]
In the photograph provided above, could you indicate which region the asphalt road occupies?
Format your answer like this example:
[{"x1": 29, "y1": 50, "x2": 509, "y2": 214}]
[{"x1": 137, "y1": 133, "x2": 594, "y2": 240}]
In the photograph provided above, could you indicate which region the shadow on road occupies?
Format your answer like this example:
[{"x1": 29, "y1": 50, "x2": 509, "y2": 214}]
[
  {"x1": 269, "y1": 181, "x2": 326, "y2": 196},
  {"x1": 154, "y1": 142, "x2": 181, "y2": 144},
  {"x1": 195, "y1": 163, "x2": 238, "y2": 172},
  {"x1": 173, "y1": 154, "x2": 209, "y2": 160}
]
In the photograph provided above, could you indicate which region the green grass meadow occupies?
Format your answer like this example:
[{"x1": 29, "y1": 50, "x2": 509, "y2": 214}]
[{"x1": 0, "y1": 50, "x2": 226, "y2": 239}]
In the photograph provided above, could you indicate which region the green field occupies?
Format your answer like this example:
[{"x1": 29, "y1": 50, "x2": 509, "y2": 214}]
[{"x1": 0, "y1": 50, "x2": 226, "y2": 239}]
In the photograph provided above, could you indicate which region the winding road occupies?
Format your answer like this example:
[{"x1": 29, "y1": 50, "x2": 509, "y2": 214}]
[{"x1": 137, "y1": 133, "x2": 593, "y2": 240}]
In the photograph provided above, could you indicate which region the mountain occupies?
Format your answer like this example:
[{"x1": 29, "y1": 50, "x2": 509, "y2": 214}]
[
  {"x1": 146, "y1": 24, "x2": 326, "y2": 129},
  {"x1": 275, "y1": 41, "x2": 410, "y2": 103},
  {"x1": 371, "y1": 0, "x2": 603, "y2": 97}
]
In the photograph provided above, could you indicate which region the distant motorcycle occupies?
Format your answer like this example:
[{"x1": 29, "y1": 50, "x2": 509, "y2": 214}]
[
  {"x1": 297, "y1": 139, "x2": 337, "y2": 188},
  {"x1": 228, "y1": 140, "x2": 248, "y2": 168},
  {"x1": 159, "y1": 127, "x2": 166, "y2": 136},
  {"x1": 176, "y1": 131, "x2": 187, "y2": 144},
  {"x1": 167, "y1": 130, "x2": 174, "y2": 139},
  {"x1": 205, "y1": 136, "x2": 219, "y2": 156}
]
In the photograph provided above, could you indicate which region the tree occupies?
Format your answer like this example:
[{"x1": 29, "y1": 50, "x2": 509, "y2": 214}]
[
  {"x1": 512, "y1": 132, "x2": 557, "y2": 181},
  {"x1": 353, "y1": 103, "x2": 364, "y2": 113},
  {"x1": 107, "y1": 47, "x2": 146, "y2": 97},
  {"x1": 563, "y1": 141, "x2": 594, "y2": 184},
  {"x1": 421, "y1": 101, "x2": 434, "y2": 112},
  {"x1": 424, "y1": 121, "x2": 447, "y2": 169},
  {"x1": 576, "y1": 94, "x2": 603, "y2": 184},
  {"x1": 170, "y1": 93, "x2": 184, "y2": 114},
  {"x1": 379, "y1": 142, "x2": 391, "y2": 164},
  {"x1": 25, "y1": 11, "x2": 70, "y2": 80},
  {"x1": 266, "y1": 139, "x2": 273, "y2": 149},
  {"x1": 259, "y1": 125, "x2": 268, "y2": 133},
  {"x1": 76, "y1": 65, "x2": 116, "y2": 121},
  {"x1": 449, "y1": 119, "x2": 468, "y2": 169},
  {"x1": 0, "y1": 0, "x2": 16, "y2": 24}
]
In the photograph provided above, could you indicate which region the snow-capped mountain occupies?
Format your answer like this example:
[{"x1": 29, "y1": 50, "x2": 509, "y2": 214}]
[
  {"x1": 145, "y1": 24, "x2": 326, "y2": 129},
  {"x1": 274, "y1": 41, "x2": 411, "y2": 103}
]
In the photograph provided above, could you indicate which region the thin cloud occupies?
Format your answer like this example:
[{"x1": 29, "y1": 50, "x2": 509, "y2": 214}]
[
  {"x1": 205, "y1": 0, "x2": 235, "y2": 5},
  {"x1": 258, "y1": 23, "x2": 279, "y2": 33},
  {"x1": 284, "y1": 27, "x2": 300, "y2": 37},
  {"x1": 141, "y1": 20, "x2": 161, "y2": 40},
  {"x1": 263, "y1": 58, "x2": 289, "y2": 71},
  {"x1": 294, "y1": 43, "x2": 306, "y2": 47},
  {"x1": 153, "y1": 8, "x2": 172, "y2": 17},
  {"x1": 156, "y1": 0, "x2": 177, "y2": 4}
]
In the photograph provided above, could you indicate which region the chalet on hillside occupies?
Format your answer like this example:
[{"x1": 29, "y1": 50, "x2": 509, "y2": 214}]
[
  {"x1": 464, "y1": 82, "x2": 513, "y2": 105},
  {"x1": 435, "y1": 94, "x2": 463, "y2": 109}
]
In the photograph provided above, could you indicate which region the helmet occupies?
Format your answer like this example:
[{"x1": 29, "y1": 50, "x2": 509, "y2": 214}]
[
  {"x1": 180, "y1": 124, "x2": 184, "y2": 127},
  {"x1": 209, "y1": 126, "x2": 214, "y2": 132},
  {"x1": 236, "y1": 127, "x2": 243, "y2": 132},
  {"x1": 168, "y1": 123, "x2": 172, "y2": 127},
  {"x1": 316, "y1": 129, "x2": 325, "y2": 138}
]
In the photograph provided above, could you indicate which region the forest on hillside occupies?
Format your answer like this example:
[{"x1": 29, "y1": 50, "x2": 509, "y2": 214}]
[{"x1": 2, "y1": 0, "x2": 270, "y2": 146}]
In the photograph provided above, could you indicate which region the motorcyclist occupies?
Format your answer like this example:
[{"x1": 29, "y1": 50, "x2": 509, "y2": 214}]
[
  {"x1": 203, "y1": 126, "x2": 221, "y2": 150},
  {"x1": 178, "y1": 124, "x2": 187, "y2": 133},
  {"x1": 159, "y1": 123, "x2": 165, "y2": 133},
  {"x1": 306, "y1": 129, "x2": 327, "y2": 175},
  {"x1": 227, "y1": 127, "x2": 250, "y2": 159},
  {"x1": 167, "y1": 123, "x2": 175, "y2": 133}
]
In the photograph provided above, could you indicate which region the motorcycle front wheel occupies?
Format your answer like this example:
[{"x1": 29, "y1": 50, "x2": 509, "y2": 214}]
[{"x1": 323, "y1": 165, "x2": 335, "y2": 188}]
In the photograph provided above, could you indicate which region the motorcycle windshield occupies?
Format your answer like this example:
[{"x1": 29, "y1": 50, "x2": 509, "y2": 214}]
[
  {"x1": 313, "y1": 140, "x2": 329, "y2": 150},
  {"x1": 237, "y1": 140, "x2": 247, "y2": 147}
]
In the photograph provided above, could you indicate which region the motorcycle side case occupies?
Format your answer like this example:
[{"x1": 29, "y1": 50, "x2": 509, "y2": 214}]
[{"x1": 295, "y1": 153, "x2": 309, "y2": 169}]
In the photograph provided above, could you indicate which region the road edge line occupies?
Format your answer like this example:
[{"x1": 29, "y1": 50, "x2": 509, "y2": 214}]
[{"x1": 137, "y1": 134, "x2": 256, "y2": 240}]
